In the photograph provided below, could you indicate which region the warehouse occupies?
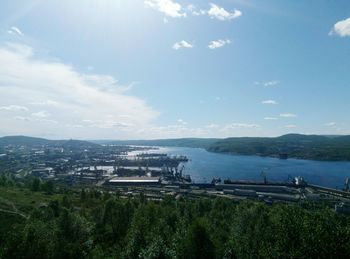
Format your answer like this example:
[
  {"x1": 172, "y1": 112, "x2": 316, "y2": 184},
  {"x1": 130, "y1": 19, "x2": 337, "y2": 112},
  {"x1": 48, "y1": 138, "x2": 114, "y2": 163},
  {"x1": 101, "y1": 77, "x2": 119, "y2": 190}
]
[{"x1": 108, "y1": 176, "x2": 160, "y2": 186}]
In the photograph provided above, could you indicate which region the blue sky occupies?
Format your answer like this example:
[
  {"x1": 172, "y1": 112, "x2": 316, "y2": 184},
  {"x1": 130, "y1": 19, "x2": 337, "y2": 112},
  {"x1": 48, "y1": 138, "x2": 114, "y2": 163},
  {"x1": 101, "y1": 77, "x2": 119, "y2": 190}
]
[{"x1": 0, "y1": 0, "x2": 349, "y2": 139}]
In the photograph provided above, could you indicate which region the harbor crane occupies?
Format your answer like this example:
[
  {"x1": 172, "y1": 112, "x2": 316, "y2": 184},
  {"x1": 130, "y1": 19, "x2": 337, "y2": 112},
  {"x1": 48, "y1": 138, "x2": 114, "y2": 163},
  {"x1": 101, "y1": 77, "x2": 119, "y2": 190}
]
[
  {"x1": 260, "y1": 170, "x2": 268, "y2": 184},
  {"x1": 344, "y1": 178, "x2": 350, "y2": 192}
]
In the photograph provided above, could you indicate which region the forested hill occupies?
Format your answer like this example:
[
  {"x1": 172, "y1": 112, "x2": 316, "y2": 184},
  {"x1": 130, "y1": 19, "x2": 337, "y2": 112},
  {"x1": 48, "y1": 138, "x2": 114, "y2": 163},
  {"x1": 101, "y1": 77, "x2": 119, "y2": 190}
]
[
  {"x1": 95, "y1": 134, "x2": 350, "y2": 161},
  {"x1": 96, "y1": 134, "x2": 350, "y2": 161},
  {"x1": 3, "y1": 134, "x2": 350, "y2": 161},
  {"x1": 207, "y1": 134, "x2": 350, "y2": 161},
  {"x1": 93, "y1": 138, "x2": 220, "y2": 149},
  {"x1": 0, "y1": 136, "x2": 99, "y2": 149},
  {"x1": 0, "y1": 181, "x2": 349, "y2": 258}
]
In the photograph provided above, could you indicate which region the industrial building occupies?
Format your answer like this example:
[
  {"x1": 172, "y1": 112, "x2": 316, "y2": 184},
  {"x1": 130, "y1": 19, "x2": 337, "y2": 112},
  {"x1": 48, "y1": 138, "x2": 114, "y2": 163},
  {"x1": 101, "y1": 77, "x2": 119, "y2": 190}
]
[{"x1": 108, "y1": 176, "x2": 160, "y2": 186}]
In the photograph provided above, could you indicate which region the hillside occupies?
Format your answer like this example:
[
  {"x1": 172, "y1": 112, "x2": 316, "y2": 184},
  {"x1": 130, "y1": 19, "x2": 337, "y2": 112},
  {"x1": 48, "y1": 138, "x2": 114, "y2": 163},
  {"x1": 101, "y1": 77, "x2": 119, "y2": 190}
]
[
  {"x1": 0, "y1": 136, "x2": 99, "y2": 150},
  {"x1": 0, "y1": 181, "x2": 349, "y2": 258},
  {"x1": 207, "y1": 134, "x2": 350, "y2": 161},
  {"x1": 93, "y1": 138, "x2": 220, "y2": 149},
  {"x1": 3, "y1": 134, "x2": 350, "y2": 161},
  {"x1": 94, "y1": 134, "x2": 350, "y2": 161},
  {"x1": 0, "y1": 136, "x2": 50, "y2": 146}
]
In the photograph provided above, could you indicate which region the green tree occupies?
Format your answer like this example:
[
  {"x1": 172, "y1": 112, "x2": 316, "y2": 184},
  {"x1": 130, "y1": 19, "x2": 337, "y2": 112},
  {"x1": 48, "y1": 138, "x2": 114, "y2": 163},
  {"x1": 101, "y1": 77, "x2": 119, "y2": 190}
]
[
  {"x1": 182, "y1": 219, "x2": 215, "y2": 259},
  {"x1": 42, "y1": 180, "x2": 54, "y2": 194},
  {"x1": 31, "y1": 177, "x2": 41, "y2": 192}
]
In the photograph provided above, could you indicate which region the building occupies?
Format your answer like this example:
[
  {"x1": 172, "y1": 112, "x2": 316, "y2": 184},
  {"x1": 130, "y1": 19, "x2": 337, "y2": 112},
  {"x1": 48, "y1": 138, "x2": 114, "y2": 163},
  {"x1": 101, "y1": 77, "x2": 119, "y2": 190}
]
[
  {"x1": 108, "y1": 176, "x2": 160, "y2": 186},
  {"x1": 31, "y1": 167, "x2": 54, "y2": 178}
]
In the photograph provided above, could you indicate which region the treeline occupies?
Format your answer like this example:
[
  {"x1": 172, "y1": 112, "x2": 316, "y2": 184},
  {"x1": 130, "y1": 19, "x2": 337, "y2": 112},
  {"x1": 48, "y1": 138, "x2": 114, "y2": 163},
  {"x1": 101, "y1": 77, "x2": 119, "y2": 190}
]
[
  {"x1": 4, "y1": 134, "x2": 350, "y2": 161},
  {"x1": 207, "y1": 134, "x2": 350, "y2": 161},
  {"x1": 0, "y1": 180, "x2": 350, "y2": 258}
]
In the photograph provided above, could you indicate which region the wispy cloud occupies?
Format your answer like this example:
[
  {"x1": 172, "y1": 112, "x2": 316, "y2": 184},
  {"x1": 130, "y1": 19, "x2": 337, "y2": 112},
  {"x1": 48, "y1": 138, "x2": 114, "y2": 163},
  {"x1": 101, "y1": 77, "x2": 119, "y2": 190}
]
[
  {"x1": 264, "y1": 80, "x2": 280, "y2": 86},
  {"x1": 29, "y1": 100, "x2": 59, "y2": 106},
  {"x1": 284, "y1": 124, "x2": 297, "y2": 128},
  {"x1": 144, "y1": 0, "x2": 186, "y2": 18},
  {"x1": 254, "y1": 80, "x2": 280, "y2": 86},
  {"x1": 7, "y1": 26, "x2": 23, "y2": 36},
  {"x1": 206, "y1": 123, "x2": 219, "y2": 129},
  {"x1": 14, "y1": 115, "x2": 58, "y2": 124},
  {"x1": 207, "y1": 3, "x2": 242, "y2": 21},
  {"x1": 329, "y1": 17, "x2": 350, "y2": 37},
  {"x1": 0, "y1": 105, "x2": 28, "y2": 111},
  {"x1": 173, "y1": 40, "x2": 193, "y2": 50},
  {"x1": 187, "y1": 4, "x2": 207, "y2": 16},
  {"x1": 31, "y1": 111, "x2": 51, "y2": 118},
  {"x1": 0, "y1": 43, "x2": 159, "y2": 139},
  {"x1": 208, "y1": 39, "x2": 231, "y2": 49},
  {"x1": 264, "y1": 117, "x2": 278, "y2": 120},
  {"x1": 262, "y1": 100, "x2": 278, "y2": 105},
  {"x1": 325, "y1": 122, "x2": 336, "y2": 127},
  {"x1": 280, "y1": 113, "x2": 297, "y2": 118},
  {"x1": 223, "y1": 123, "x2": 260, "y2": 129},
  {"x1": 177, "y1": 118, "x2": 187, "y2": 125},
  {"x1": 145, "y1": 2, "x2": 242, "y2": 23}
]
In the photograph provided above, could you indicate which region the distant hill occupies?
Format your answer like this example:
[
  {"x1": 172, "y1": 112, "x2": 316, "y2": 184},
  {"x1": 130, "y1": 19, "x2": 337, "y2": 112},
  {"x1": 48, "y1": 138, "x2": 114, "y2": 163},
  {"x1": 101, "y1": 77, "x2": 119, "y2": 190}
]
[
  {"x1": 96, "y1": 134, "x2": 350, "y2": 161},
  {"x1": 3, "y1": 134, "x2": 350, "y2": 161},
  {"x1": 92, "y1": 138, "x2": 220, "y2": 149},
  {"x1": 0, "y1": 136, "x2": 50, "y2": 146},
  {"x1": 207, "y1": 134, "x2": 350, "y2": 161},
  {"x1": 0, "y1": 136, "x2": 99, "y2": 149}
]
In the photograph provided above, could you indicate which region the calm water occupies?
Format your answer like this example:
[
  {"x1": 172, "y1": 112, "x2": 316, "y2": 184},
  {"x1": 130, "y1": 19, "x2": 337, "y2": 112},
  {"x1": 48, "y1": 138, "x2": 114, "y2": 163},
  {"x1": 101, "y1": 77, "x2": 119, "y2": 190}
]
[{"x1": 138, "y1": 146, "x2": 350, "y2": 189}]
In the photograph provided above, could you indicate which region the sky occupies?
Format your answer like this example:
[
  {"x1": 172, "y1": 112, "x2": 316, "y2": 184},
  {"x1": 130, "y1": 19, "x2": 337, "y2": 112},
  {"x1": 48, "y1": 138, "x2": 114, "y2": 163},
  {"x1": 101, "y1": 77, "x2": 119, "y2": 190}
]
[{"x1": 0, "y1": 0, "x2": 349, "y2": 140}]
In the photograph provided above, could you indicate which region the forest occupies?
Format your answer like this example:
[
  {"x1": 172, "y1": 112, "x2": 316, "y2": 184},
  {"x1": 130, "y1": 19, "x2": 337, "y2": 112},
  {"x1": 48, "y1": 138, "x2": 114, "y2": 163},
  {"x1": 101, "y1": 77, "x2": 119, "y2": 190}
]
[
  {"x1": 207, "y1": 134, "x2": 350, "y2": 161},
  {"x1": 0, "y1": 175, "x2": 349, "y2": 259}
]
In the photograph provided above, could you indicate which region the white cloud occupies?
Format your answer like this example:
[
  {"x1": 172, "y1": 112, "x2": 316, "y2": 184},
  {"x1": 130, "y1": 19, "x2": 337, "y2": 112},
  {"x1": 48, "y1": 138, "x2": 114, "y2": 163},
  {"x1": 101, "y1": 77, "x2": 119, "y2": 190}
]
[
  {"x1": 187, "y1": 4, "x2": 195, "y2": 11},
  {"x1": 254, "y1": 80, "x2": 280, "y2": 86},
  {"x1": 0, "y1": 105, "x2": 28, "y2": 112},
  {"x1": 280, "y1": 113, "x2": 297, "y2": 118},
  {"x1": 7, "y1": 26, "x2": 23, "y2": 36},
  {"x1": 31, "y1": 111, "x2": 51, "y2": 118},
  {"x1": 224, "y1": 123, "x2": 260, "y2": 129},
  {"x1": 144, "y1": 0, "x2": 186, "y2": 18},
  {"x1": 325, "y1": 122, "x2": 336, "y2": 127},
  {"x1": 262, "y1": 100, "x2": 278, "y2": 105},
  {"x1": 14, "y1": 116, "x2": 31, "y2": 121},
  {"x1": 264, "y1": 80, "x2": 279, "y2": 86},
  {"x1": 145, "y1": 124, "x2": 210, "y2": 138},
  {"x1": 0, "y1": 43, "x2": 159, "y2": 139},
  {"x1": 173, "y1": 40, "x2": 193, "y2": 50},
  {"x1": 284, "y1": 124, "x2": 297, "y2": 128},
  {"x1": 145, "y1": 2, "x2": 242, "y2": 22},
  {"x1": 206, "y1": 123, "x2": 219, "y2": 129},
  {"x1": 264, "y1": 117, "x2": 278, "y2": 120},
  {"x1": 186, "y1": 4, "x2": 207, "y2": 16},
  {"x1": 14, "y1": 115, "x2": 58, "y2": 124},
  {"x1": 29, "y1": 100, "x2": 59, "y2": 106},
  {"x1": 329, "y1": 17, "x2": 350, "y2": 37},
  {"x1": 207, "y1": 3, "x2": 242, "y2": 21},
  {"x1": 177, "y1": 118, "x2": 187, "y2": 125},
  {"x1": 208, "y1": 39, "x2": 231, "y2": 49}
]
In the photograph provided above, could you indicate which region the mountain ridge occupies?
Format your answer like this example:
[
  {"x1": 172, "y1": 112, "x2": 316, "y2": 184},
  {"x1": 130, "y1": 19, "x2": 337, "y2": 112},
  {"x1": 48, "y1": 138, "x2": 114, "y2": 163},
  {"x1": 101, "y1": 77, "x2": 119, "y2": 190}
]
[{"x1": 2, "y1": 134, "x2": 350, "y2": 161}]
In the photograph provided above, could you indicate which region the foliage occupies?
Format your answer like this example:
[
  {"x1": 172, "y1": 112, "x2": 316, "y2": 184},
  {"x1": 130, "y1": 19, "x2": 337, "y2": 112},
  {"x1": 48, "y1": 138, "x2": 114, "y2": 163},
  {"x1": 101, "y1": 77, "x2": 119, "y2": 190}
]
[
  {"x1": 0, "y1": 184, "x2": 349, "y2": 259},
  {"x1": 208, "y1": 133, "x2": 350, "y2": 161}
]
